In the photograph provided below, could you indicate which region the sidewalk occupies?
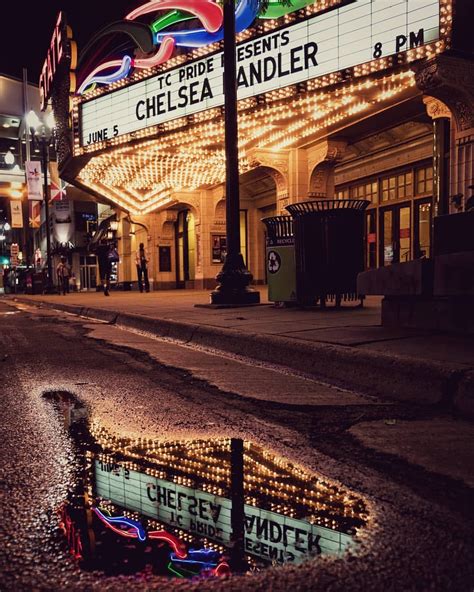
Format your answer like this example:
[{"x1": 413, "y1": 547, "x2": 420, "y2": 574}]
[{"x1": 9, "y1": 288, "x2": 474, "y2": 417}]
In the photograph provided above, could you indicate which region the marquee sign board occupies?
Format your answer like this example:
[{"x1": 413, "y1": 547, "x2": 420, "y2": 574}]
[
  {"x1": 95, "y1": 460, "x2": 352, "y2": 563},
  {"x1": 81, "y1": 0, "x2": 440, "y2": 147}
]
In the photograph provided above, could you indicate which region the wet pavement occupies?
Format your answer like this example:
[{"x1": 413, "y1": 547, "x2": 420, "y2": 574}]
[{"x1": 1, "y1": 299, "x2": 473, "y2": 591}]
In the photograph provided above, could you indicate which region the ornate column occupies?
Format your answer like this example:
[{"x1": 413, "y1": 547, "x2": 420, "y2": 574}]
[
  {"x1": 246, "y1": 148, "x2": 290, "y2": 213},
  {"x1": 307, "y1": 139, "x2": 347, "y2": 199},
  {"x1": 287, "y1": 148, "x2": 308, "y2": 206},
  {"x1": 423, "y1": 96, "x2": 451, "y2": 217},
  {"x1": 415, "y1": 55, "x2": 474, "y2": 212}
]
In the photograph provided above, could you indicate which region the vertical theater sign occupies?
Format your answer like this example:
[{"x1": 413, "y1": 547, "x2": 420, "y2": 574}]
[{"x1": 39, "y1": 11, "x2": 77, "y2": 112}]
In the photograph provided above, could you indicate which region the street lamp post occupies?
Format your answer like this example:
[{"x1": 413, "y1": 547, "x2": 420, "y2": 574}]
[
  {"x1": 27, "y1": 110, "x2": 56, "y2": 294},
  {"x1": 210, "y1": 0, "x2": 260, "y2": 306}
]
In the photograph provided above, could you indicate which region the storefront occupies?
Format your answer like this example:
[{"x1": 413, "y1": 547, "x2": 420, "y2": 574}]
[{"x1": 46, "y1": 0, "x2": 473, "y2": 290}]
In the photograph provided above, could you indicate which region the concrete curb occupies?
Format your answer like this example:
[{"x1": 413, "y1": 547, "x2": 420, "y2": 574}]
[
  {"x1": 188, "y1": 324, "x2": 455, "y2": 405},
  {"x1": 12, "y1": 297, "x2": 473, "y2": 414},
  {"x1": 116, "y1": 312, "x2": 199, "y2": 343}
]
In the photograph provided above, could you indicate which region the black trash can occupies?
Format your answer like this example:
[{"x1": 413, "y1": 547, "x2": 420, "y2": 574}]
[
  {"x1": 261, "y1": 216, "x2": 296, "y2": 304},
  {"x1": 286, "y1": 199, "x2": 370, "y2": 306}
]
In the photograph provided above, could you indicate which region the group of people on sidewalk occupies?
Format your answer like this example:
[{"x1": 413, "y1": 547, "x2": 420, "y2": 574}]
[
  {"x1": 96, "y1": 241, "x2": 150, "y2": 296},
  {"x1": 56, "y1": 242, "x2": 150, "y2": 296}
]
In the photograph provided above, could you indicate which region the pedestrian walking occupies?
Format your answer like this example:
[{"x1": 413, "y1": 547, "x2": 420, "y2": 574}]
[
  {"x1": 56, "y1": 256, "x2": 71, "y2": 295},
  {"x1": 96, "y1": 241, "x2": 118, "y2": 296},
  {"x1": 135, "y1": 242, "x2": 150, "y2": 293}
]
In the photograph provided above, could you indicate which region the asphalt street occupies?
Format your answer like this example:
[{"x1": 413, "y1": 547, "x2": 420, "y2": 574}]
[{"x1": 0, "y1": 299, "x2": 473, "y2": 591}]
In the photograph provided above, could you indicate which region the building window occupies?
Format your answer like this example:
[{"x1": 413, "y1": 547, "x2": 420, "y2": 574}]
[
  {"x1": 381, "y1": 176, "x2": 395, "y2": 202},
  {"x1": 351, "y1": 181, "x2": 378, "y2": 203},
  {"x1": 415, "y1": 166, "x2": 433, "y2": 195},
  {"x1": 336, "y1": 188, "x2": 349, "y2": 200},
  {"x1": 397, "y1": 171, "x2": 412, "y2": 199},
  {"x1": 381, "y1": 172, "x2": 412, "y2": 202}
]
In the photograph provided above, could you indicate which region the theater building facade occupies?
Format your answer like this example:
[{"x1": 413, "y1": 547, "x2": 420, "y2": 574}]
[{"x1": 48, "y1": 0, "x2": 474, "y2": 290}]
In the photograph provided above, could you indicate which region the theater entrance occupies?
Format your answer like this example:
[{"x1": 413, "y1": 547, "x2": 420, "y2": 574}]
[{"x1": 380, "y1": 204, "x2": 411, "y2": 266}]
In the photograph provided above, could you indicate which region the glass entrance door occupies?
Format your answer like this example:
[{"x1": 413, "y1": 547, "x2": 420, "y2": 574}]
[
  {"x1": 366, "y1": 210, "x2": 377, "y2": 269},
  {"x1": 80, "y1": 255, "x2": 97, "y2": 290},
  {"x1": 380, "y1": 204, "x2": 411, "y2": 266}
]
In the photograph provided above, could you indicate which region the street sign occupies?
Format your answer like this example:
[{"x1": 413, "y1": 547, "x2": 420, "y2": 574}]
[{"x1": 10, "y1": 243, "x2": 19, "y2": 267}]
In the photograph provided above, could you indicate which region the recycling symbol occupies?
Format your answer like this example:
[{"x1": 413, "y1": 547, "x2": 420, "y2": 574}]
[{"x1": 267, "y1": 250, "x2": 281, "y2": 274}]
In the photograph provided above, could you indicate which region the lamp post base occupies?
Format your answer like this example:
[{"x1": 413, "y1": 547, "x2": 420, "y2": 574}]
[{"x1": 210, "y1": 253, "x2": 260, "y2": 306}]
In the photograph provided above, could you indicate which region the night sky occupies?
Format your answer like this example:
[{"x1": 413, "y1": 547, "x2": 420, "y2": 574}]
[{"x1": 0, "y1": 1, "x2": 140, "y2": 83}]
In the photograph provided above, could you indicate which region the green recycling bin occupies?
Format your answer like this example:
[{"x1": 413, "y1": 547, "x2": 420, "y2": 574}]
[{"x1": 262, "y1": 216, "x2": 296, "y2": 303}]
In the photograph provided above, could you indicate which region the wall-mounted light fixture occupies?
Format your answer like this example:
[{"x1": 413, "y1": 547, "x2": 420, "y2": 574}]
[{"x1": 4, "y1": 150, "x2": 15, "y2": 166}]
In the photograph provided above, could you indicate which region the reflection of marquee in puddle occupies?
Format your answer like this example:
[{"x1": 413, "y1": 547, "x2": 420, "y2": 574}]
[
  {"x1": 53, "y1": 393, "x2": 368, "y2": 578},
  {"x1": 89, "y1": 428, "x2": 367, "y2": 563}
]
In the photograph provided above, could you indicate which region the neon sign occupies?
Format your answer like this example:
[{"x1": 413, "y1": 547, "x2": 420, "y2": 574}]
[{"x1": 77, "y1": 0, "x2": 318, "y2": 94}]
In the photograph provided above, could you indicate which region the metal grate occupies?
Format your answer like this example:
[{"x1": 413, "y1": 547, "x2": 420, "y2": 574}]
[
  {"x1": 286, "y1": 199, "x2": 370, "y2": 217},
  {"x1": 261, "y1": 216, "x2": 294, "y2": 239}
]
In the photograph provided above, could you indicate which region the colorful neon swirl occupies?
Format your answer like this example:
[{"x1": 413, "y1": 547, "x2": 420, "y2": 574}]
[
  {"x1": 148, "y1": 530, "x2": 188, "y2": 558},
  {"x1": 134, "y1": 36, "x2": 176, "y2": 69},
  {"x1": 78, "y1": 0, "x2": 318, "y2": 94},
  {"x1": 168, "y1": 549, "x2": 231, "y2": 579},
  {"x1": 154, "y1": 0, "x2": 259, "y2": 47},
  {"x1": 92, "y1": 507, "x2": 188, "y2": 558},
  {"x1": 78, "y1": 56, "x2": 133, "y2": 95},
  {"x1": 92, "y1": 507, "x2": 147, "y2": 541},
  {"x1": 126, "y1": 0, "x2": 224, "y2": 34},
  {"x1": 170, "y1": 547, "x2": 219, "y2": 566}
]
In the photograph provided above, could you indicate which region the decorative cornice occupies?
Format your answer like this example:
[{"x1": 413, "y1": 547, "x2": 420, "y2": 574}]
[
  {"x1": 307, "y1": 139, "x2": 347, "y2": 175},
  {"x1": 423, "y1": 96, "x2": 451, "y2": 120},
  {"x1": 246, "y1": 148, "x2": 289, "y2": 177},
  {"x1": 414, "y1": 55, "x2": 474, "y2": 132}
]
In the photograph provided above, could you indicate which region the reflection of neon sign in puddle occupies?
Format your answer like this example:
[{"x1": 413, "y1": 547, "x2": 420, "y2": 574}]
[{"x1": 49, "y1": 392, "x2": 368, "y2": 579}]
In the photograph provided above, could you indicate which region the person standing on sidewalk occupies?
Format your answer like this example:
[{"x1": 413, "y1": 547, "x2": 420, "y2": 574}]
[
  {"x1": 135, "y1": 242, "x2": 150, "y2": 293},
  {"x1": 56, "y1": 256, "x2": 71, "y2": 295}
]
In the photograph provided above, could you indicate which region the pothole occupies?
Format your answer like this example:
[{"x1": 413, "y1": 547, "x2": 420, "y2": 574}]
[{"x1": 44, "y1": 391, "x2": 368, "y2": 582}]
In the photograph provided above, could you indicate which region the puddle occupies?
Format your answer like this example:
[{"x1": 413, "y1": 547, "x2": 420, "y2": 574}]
[{"x1": 45, "y1": 392, "x2": 368, "y2": 581}]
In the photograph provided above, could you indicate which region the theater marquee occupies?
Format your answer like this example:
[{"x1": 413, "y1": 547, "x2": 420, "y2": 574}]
[{"x1": 80, "y1": 0, "x2": 440, "y2": 147}]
